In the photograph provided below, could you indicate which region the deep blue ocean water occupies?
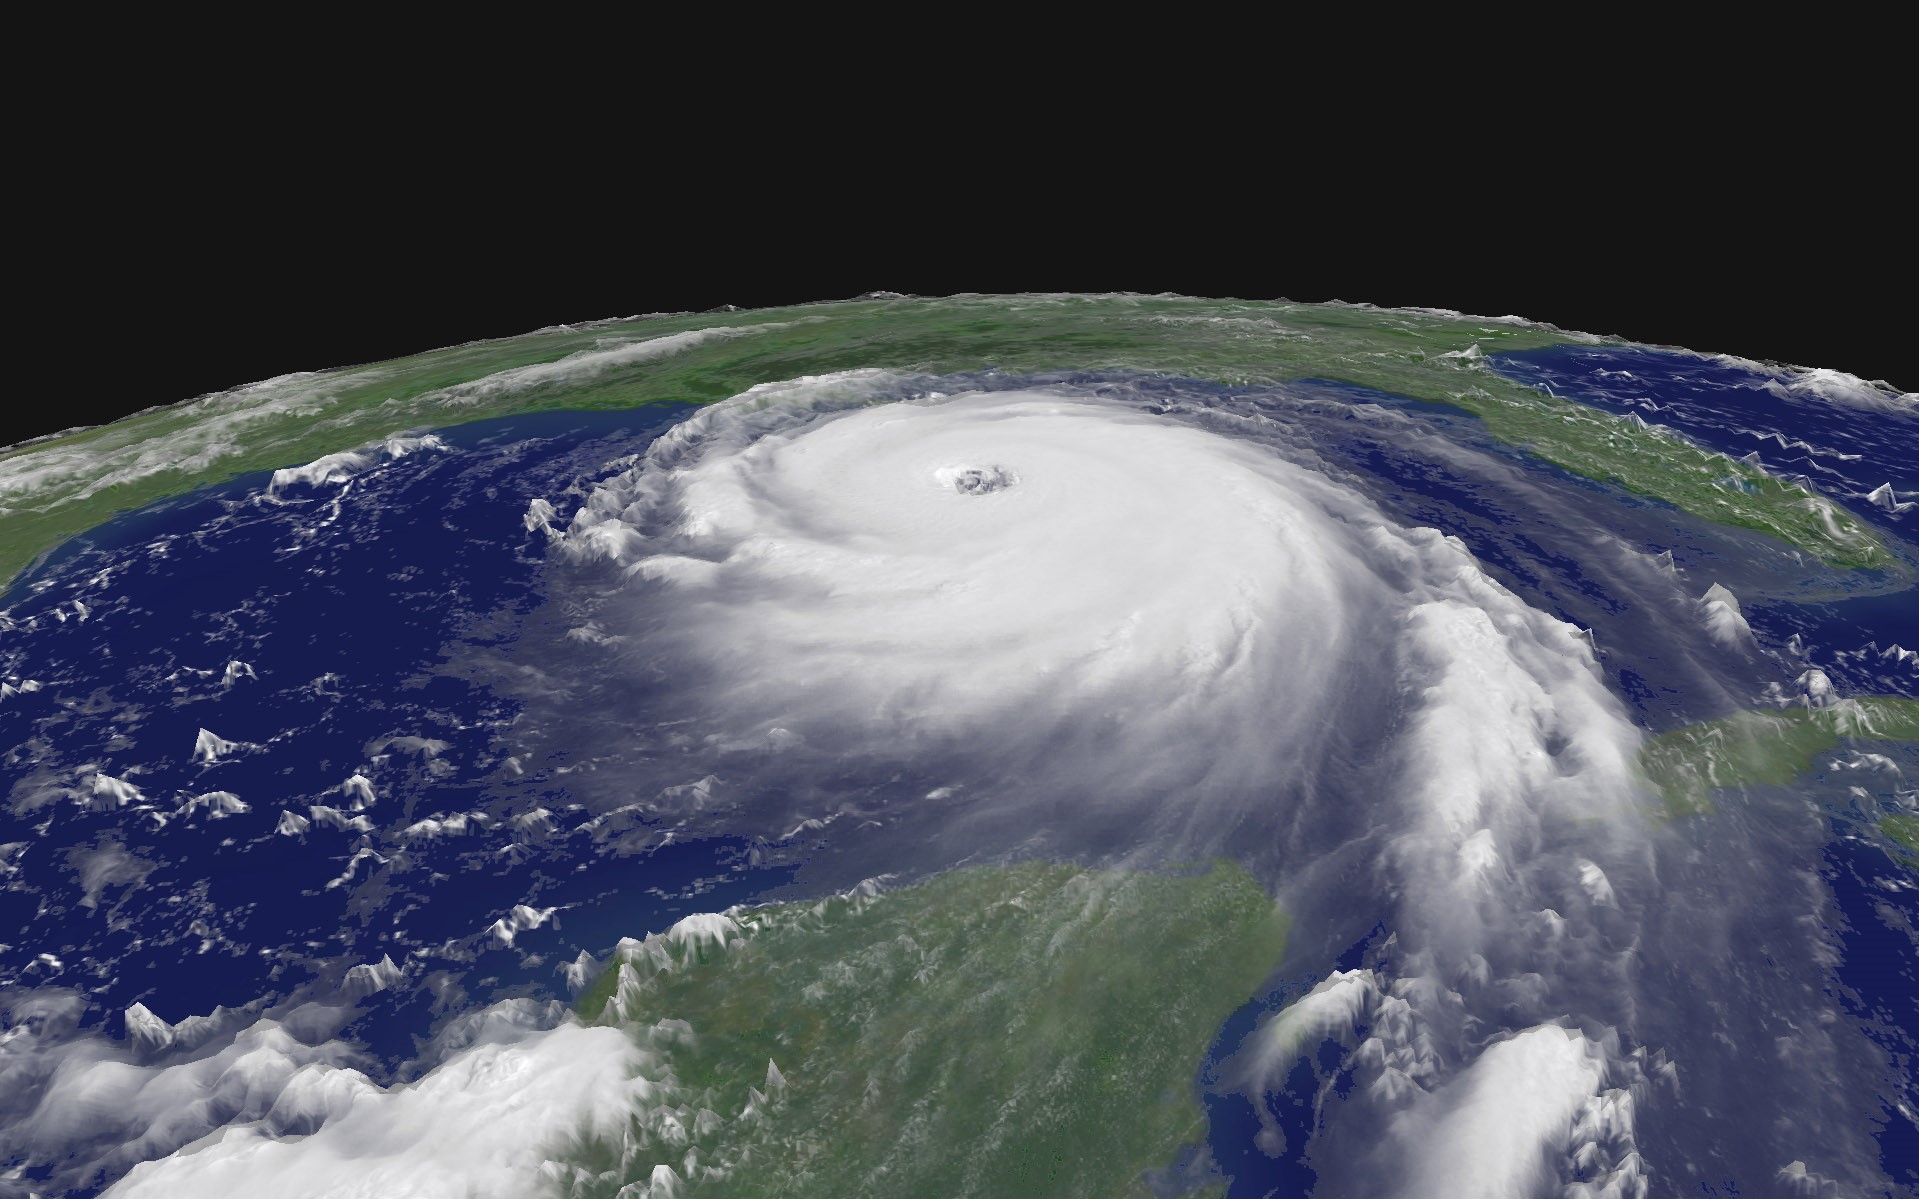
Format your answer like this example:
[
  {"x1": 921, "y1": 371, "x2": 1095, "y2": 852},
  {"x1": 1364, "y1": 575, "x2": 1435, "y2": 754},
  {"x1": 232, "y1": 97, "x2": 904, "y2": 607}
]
[
  {"x1": 1491, "y1": 344, "x2": 1918, "y2": 537},
  {"x1": 0, "y1": 407, "x2": 795, "y2": 1072},
  {"x1": 1826, "y1": 834, "x2": 1919, "y2": 1192}
]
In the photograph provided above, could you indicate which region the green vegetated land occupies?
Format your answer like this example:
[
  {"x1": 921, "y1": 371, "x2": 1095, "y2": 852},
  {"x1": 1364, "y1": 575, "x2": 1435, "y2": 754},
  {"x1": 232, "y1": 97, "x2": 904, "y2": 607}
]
[
  {"x1": 559, "y1": 859, "x2": 1288, "y2": 1199},
  {"x1": 0, "y1": 295, "x2": 1891, "y2": 592},
  {"x1": 1884, "y1": 813, "x2": 1919, "y2": 857},
  {"x1": 1640, "y1": 699, "x2": 1919, "y2": 854}
]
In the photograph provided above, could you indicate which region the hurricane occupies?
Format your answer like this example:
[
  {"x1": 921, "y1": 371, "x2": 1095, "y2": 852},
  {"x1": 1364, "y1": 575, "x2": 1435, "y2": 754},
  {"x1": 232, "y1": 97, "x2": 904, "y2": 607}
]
[
  {"x1": 518, "y1": 373, "x2": 1656, "y2": 1195},
  {"x1": 1, "y1": 294, "x2": 1913, "y2": 1198}
]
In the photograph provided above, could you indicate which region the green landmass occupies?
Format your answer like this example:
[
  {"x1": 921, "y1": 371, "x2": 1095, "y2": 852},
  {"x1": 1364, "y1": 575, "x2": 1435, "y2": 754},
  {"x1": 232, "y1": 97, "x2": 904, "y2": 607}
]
[
  {"x1": 0, "y1": 294, "x2": 1891, "y2": 592},
  {"x1": 1883, "y1": 813, "x2": 1919, "y2": 857},
  {"x1": 558, "y1": 858, "x2": 1288, "y2": 1198},
  {"x1": 1640, "y1": 697, "x2": 1919, "y2": 818}
]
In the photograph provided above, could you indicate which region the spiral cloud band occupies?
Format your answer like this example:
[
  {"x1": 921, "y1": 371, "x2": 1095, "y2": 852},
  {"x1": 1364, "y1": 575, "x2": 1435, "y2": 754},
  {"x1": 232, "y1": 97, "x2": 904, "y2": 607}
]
[
  {"x1": 566, "y1": 380, "x2": 1357, "y2": 799},
  {"x1": 544, "y1": 375, "x2": 1653, "y2": 1195}
]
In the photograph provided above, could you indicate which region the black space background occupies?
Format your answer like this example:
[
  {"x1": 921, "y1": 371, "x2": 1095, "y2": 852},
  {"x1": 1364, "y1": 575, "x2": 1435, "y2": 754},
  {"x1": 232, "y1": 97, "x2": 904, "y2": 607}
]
[{"x1": 13, "y1": 94, "x2": 1910, "y2": 448}]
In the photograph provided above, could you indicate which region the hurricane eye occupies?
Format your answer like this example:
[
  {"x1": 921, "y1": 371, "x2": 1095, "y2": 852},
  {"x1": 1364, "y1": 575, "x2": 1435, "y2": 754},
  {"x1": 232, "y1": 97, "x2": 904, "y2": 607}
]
[{"x1": 945, "y1": 465, "x2": 1016, "y2": 495}]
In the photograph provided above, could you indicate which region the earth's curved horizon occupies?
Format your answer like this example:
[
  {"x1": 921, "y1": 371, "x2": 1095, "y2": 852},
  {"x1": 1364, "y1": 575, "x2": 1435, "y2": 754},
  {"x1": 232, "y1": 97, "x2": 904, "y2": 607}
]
[{"x1": 1, "y1": 293, "x2": 1914, "y2": 1198}]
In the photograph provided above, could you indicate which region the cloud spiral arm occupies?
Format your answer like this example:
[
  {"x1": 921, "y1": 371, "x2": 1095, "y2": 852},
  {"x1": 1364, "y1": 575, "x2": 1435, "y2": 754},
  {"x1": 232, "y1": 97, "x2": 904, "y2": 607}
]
[{"x1": 542, "y1": 374, "x2": 1657, "y2": 1194}]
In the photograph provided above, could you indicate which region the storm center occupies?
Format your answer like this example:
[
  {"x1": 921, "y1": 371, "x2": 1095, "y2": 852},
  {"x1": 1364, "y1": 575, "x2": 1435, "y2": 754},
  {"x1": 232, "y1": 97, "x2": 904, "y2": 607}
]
[{"x1": 938, "y1": 464, "x2": 1017, "y2": 495}]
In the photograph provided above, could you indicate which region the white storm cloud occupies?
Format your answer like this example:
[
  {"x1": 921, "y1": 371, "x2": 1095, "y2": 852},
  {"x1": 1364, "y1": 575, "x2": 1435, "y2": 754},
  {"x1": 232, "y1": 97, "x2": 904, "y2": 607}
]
[
  {"x1": 562, "y1": 379, "x2": 1410, "y2": 814},
  {"x1": 104, "y1": 1018, "x2": 648, "y2": 1199},
  {"x1": 549, "y1": 376, "x2": 1654, "y2": 1194}
]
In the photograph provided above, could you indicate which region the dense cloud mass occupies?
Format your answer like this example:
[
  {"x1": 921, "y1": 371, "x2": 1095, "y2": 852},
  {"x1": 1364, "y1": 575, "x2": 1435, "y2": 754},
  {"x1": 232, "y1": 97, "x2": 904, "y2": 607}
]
[
  {"x1": 528, "y1": 375, "x2": 1657, "y2": 1195},
  {"x1": 560, "y1": 378, "x2": 1373, "y2": 806}
]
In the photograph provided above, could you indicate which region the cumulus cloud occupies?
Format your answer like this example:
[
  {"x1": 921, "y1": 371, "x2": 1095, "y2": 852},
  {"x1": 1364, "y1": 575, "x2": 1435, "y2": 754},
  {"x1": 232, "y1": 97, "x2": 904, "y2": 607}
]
[
  {"x1": 0, "y1": 970, "x2": 610, "y2": 1199},
  {"x1": 1697, "y1": 582, "x2": 1755, "y2": 650},
  {"x1": 94, "y1": 1011, "x2": 645, "y2": 1199},
  {"x1": 265, "y1": 435, "x2": 445, "y2": 498},
  {"x1": 1391, "y1": 1025, "x2": 1608, "y2": 1198},
  {"x1": 1761, "y1": 367, "x2": 1917, "y2": 415},
  {"x1": 1, "y1": 1000, "x2": 364, "y2": 1193}
]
